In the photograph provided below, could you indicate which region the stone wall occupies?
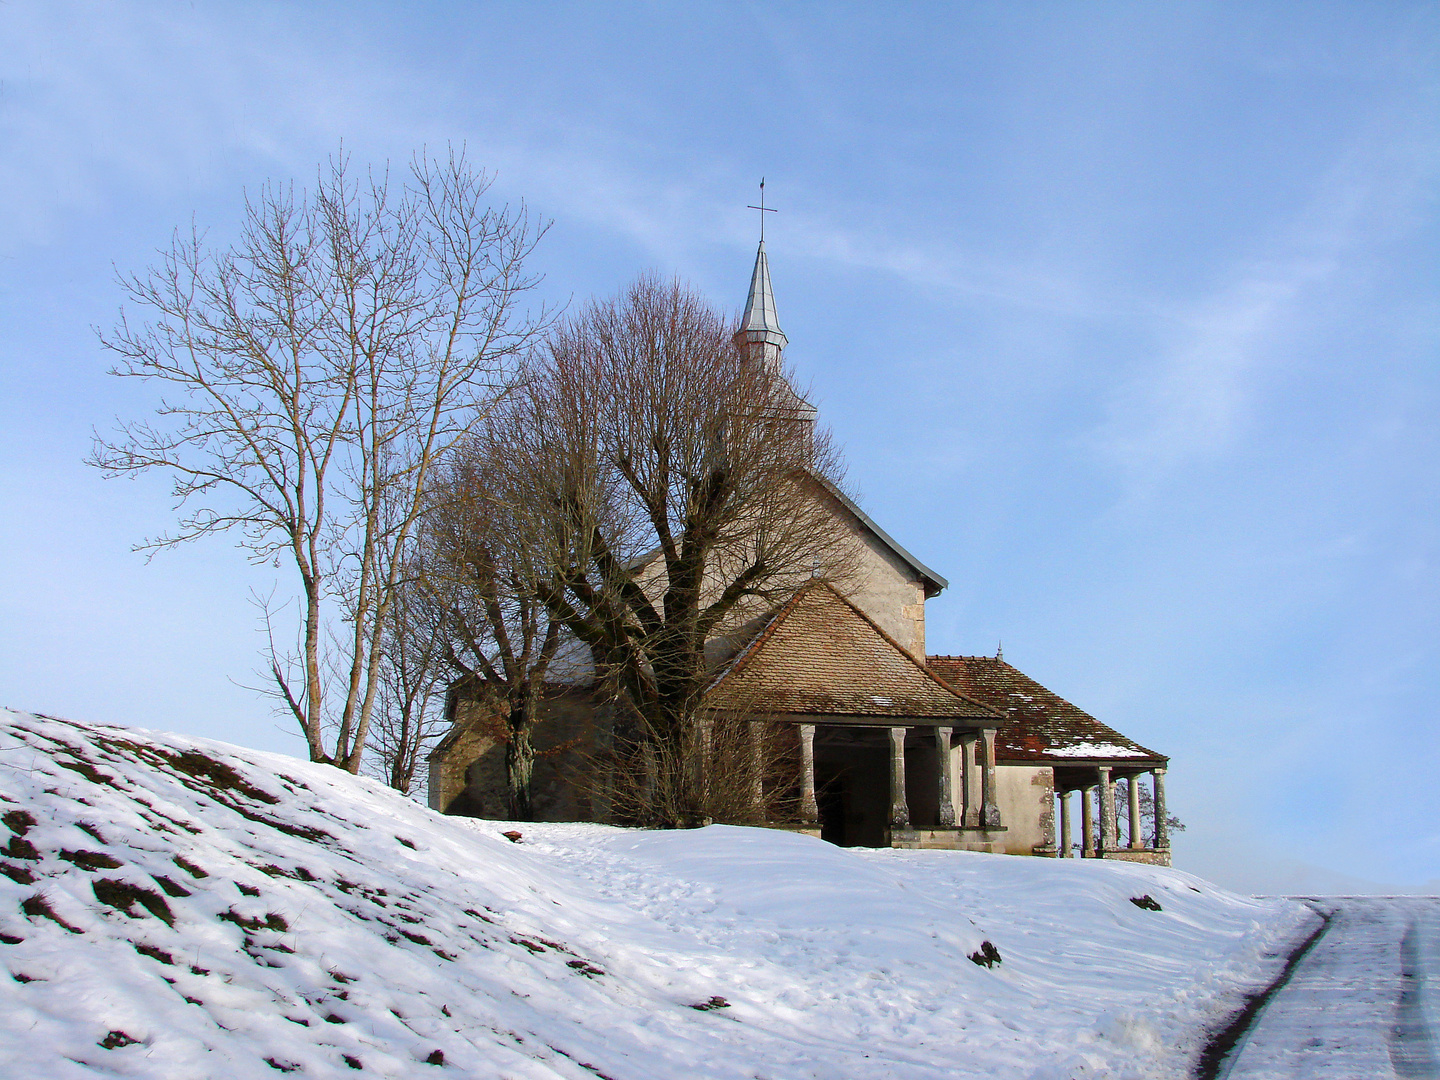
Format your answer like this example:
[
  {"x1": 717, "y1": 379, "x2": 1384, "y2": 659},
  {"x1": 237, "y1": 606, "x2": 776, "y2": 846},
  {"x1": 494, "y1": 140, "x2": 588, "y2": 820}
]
[
  {"x1": 427, "y1": 690, "x2": 604, "y2": 822},
  {"x1": 994, "y1": 765, "x2": 1056, "y2": 855},
  {"x1": 847, "y1": 527, "x2": 928, "y2": 661}
]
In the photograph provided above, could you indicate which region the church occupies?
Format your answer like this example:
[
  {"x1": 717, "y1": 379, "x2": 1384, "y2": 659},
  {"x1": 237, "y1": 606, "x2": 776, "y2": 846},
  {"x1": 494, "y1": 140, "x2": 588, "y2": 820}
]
[{"x1": 428, "y1": 240, "x2": 1171, "y2": 865}]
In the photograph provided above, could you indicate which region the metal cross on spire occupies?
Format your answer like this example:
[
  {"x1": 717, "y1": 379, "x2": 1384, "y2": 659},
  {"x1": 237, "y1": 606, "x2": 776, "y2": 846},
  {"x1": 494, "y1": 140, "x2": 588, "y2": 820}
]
[{"x1": 747, "y1": 177, "x2": 777, "y2": 242}]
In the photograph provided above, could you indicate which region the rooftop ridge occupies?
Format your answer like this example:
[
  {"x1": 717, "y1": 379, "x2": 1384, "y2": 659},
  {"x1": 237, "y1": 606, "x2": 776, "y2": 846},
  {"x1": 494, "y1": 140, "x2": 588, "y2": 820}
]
[{"x1": 707, "y1": 579, "x2": 1001, "y2": 719}]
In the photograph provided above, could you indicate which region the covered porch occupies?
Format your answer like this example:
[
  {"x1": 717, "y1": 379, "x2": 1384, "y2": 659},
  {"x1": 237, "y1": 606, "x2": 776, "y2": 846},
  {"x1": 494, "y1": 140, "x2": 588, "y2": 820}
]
[
  {"x1": 786, "y1": 719, "x2": 1007, "y2": 850},
  {"x1": 701, "y1": 582, "x2": 1008, "y2": 850},
  {"x1": 1053, "y1": 762, "x2": 1170, "y2": 865}
]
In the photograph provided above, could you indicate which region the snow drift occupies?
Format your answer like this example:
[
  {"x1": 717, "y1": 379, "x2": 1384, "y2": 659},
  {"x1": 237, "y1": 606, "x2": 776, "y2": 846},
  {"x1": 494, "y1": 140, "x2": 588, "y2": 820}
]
[{"x1": 0, "y1": 708, "x2": 1311, "y2": 1079}]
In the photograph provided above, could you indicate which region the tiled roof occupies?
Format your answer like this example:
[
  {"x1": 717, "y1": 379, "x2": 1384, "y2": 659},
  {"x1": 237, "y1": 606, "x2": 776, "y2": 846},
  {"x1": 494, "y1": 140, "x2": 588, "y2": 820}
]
[
  {"x1": 926, "y1": 656, "x2": 1166, "y2": 765},
  {"x1": 705, "y1": 582, "x2": 1000, "y2": 722}
]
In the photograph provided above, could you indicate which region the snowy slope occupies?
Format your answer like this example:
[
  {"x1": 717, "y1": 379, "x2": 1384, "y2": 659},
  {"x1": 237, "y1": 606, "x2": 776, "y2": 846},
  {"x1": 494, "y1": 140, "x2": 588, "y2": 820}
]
[{"x1": 0, "y1": 709, "x2": 1312, "y2": 1079}]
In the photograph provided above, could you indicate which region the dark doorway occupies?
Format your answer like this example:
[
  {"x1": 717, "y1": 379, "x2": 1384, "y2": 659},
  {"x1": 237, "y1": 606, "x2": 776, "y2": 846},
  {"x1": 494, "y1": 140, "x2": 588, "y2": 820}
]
[{"x1": 813, "y1": 727, "x2": 889, "y2": 847}]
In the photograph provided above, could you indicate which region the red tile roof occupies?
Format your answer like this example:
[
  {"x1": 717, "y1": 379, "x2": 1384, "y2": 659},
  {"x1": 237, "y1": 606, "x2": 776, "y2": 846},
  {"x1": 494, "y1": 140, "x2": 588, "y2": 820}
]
[
  {"x1": 705, "y1": 582, "x2": 1000, "y2": 722},
  {"x1": 926, "y1": 656, "x2": 1166, "y2": 765}
]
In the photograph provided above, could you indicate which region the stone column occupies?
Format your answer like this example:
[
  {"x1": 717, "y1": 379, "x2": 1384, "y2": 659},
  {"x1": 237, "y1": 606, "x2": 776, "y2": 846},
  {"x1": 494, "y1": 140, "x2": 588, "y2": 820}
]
[
  {"x1": 748, "y1": 720, "x2": 765, "y2": 816},
  {"x1": 1152, "y1": 767, "x2": 1169, "y2": 850},
  {"x1": 935, "y1": 727, "x2": 956, "y2": 826},
  {"x1": 979, "y1": 727, "x2": 1001, "y2": 828},
  {"x1": 1097, "y1": 766, "x2": 1115, "y2": 855},
  {"x1": 798, "y1": 724, "x2": 818, "y2": 825},
  {"x1": 889, "y1": 726, "x2": 911, "y2": 828},
  {"x1": 1058, "y1": 790, "x2": 1072, "y2": 857},
  {"x1": 1081, "y1": 785, "x2": 1095, "y2": 856},
  {"x1": 1128, "y1": 775, "x2": 1144, "y2": 849},
  {"x1": 959, "y1": 732, "x2": 979, "y2": 827}
]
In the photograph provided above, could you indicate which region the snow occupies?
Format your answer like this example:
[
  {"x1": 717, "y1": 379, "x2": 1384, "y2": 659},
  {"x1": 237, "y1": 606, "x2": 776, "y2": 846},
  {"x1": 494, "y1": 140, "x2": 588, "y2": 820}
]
[
  {"x1": 0, "y1": 708, "x2": 1313, "y2": 1079},
  {"x1": 1045, "y1": 742, "x2": 1151, "y2": 758},
  {"x1": 1227, "y1": 897, "x2": 1440, "y2": 1077}
]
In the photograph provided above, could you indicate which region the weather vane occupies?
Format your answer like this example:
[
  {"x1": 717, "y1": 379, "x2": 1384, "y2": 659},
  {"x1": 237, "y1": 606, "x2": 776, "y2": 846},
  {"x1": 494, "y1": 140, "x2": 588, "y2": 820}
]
[{"x1": 747, "y1": 177, "x2": 777, "y2": 242}]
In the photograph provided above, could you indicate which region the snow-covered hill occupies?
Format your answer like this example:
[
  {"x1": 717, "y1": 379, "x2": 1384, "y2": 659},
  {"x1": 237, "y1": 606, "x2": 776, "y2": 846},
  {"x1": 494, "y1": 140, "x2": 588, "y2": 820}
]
[{"x1": 0, "y1": 708, "x2": 1311, "y2": 1079}]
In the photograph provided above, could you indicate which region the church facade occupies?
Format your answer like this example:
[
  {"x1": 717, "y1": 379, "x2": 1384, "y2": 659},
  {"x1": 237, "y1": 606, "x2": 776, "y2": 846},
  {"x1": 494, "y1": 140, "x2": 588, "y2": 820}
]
[{"x1": 428, "y1": 242, "x2": 1170, "y2": 864}]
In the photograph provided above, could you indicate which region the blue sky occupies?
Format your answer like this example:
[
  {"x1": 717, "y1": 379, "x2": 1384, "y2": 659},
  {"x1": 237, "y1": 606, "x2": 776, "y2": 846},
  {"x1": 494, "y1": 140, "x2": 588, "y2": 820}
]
[{"x1": 1, "y1": 2, "x2": 1436, "y2": 893}]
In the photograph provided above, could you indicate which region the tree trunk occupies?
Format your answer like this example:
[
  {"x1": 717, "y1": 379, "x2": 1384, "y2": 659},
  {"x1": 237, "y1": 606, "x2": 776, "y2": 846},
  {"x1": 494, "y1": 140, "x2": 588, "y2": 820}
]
[{"x1": 505, "y1": 715, "x2": 535, "y2": 821}]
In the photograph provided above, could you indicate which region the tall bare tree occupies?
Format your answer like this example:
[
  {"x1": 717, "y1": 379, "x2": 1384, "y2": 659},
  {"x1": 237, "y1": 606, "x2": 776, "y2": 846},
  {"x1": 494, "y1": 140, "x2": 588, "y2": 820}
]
[
  {"x1": 365, "y1": 564, "x2": 449, "y2": 795},
  {"x1": 422, "y1": 422, "x2": 566, "y2": 820},
  {"x1": 89, "y1": 148, "x2": 549, "y2": 771},
  {"x1": 511, "y1": 274, "x2": 856, "y2": 825}
]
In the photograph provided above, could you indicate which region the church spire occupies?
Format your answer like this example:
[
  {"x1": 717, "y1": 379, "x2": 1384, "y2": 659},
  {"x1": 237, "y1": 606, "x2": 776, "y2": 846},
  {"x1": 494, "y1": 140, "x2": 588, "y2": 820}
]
[
  {"x1": 735, "y1": 180, "x2": 788, "y2": 375},
  {"x1": 735, "y1": 240, "x2": 790, "y2": 376},
  {"x1": 735, "y1": 240, "x2": 788, "y2": 370}
]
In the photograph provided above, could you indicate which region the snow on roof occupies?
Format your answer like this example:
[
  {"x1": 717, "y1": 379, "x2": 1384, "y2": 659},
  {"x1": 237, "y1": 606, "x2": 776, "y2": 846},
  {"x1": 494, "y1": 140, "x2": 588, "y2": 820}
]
[
  {"x1": 1043, "y1": 742, "x2": 1151, "y2": 759},
  {"x1": 927, "y1": 655, "x2": 1166, "y2": 765}
]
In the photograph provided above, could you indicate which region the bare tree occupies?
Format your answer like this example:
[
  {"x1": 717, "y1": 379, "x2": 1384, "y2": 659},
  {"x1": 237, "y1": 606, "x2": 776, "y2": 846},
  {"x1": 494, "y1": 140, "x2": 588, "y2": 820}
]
[
  {"x1": 592, "y1": 707, "x2": 800, "y2": 829},
  {"x1": 364, "y1": 566, "x2": 449, "y2": 795},
  {"x1": 89, "y1": 148, "x2": 549, "y2": 771},
  {"x1": 1116, "y1": 780, "x2": 1185, "y2": 846},
  {"x1": 509, "y1": 274, "x2": 856, "y2": 826},
  {"x1": 421, "y1": 421, "x2": 566, "y2": 820}
]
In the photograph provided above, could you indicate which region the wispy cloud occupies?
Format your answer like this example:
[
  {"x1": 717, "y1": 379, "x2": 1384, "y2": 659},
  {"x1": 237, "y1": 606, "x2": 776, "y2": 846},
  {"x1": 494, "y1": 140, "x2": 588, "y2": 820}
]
[
  {"x1": 0, "y1": 4, "x2": 418, "y2": 249},
  {"x1": 1093, "y1": 101, "x2": 1440, "y2": 490}
]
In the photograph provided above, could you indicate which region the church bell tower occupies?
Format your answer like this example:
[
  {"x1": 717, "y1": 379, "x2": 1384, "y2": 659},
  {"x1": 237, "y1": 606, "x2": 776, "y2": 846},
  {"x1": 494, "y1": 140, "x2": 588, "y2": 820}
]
[{"x1": 734, "y1": 240, "x2": 788, "y2": 376}]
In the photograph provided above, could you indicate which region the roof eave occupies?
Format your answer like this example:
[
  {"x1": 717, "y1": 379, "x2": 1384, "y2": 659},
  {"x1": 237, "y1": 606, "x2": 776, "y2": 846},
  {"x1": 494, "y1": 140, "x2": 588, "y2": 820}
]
[{"x1": 811, "y1": 474, "x2": 949, "y2": 595}]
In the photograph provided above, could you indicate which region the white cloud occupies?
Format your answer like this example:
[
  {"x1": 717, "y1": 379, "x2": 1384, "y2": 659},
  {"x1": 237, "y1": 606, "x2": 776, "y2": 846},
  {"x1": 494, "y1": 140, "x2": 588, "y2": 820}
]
[
  {"x1": 0, "y1": 3, "x2": 420, "y2": 250},
  {"x1": 1093, "y1": 102, "x2": 1440, "y2": 489}
]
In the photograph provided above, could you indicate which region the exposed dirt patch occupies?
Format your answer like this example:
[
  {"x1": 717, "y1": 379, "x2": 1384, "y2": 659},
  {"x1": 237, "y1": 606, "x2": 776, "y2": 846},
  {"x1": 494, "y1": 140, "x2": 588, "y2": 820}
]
[
  {"x1": 94, "y1": 739, "x2": 331, "y2": 842},
  {"x1": 152, "y1": 874, "x2": 192, "y2": 898},
  {"x1": 218, "y1": 908, "x2": 289, "y2": 932},
  {"x1": 154, "y1": 749, "x2": 280, "y2": 805},
  {"x1": 56, "y1": 756, "x2": 116, "y2": 786},
  {"x1": 21, "y1": 894, "x2": 82, "y2": 933},
  {"x1": 60, "y1": 849, "x2": 124, "y2": 871},
  {"x1": 76, "y1": 822, "x2": 107, "y2": 844},
  {"x1": 969, "y1": 940, "x2": 1003, "y2": 968},
  {"x1": 92, "y1": 878, "x2": 175, "y2": 926},
  {"x1": 1, "y1": 862, "x2": 36, "y2": 885},
  {"x1": 134, "y1": 941, "x2": 175, "y2": 965},
  {"x1": 173, "y1": 855, "x2": 208, "y2": 879},
  {"x1": 1, "y1": 836, "x2": 40, "y2": 861}
]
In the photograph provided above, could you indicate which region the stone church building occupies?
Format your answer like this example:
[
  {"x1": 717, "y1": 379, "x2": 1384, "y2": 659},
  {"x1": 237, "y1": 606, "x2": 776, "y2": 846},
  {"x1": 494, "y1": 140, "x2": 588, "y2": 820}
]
[{"x1": 429, "y1": 241, "x2": 1170, "y2": 863}]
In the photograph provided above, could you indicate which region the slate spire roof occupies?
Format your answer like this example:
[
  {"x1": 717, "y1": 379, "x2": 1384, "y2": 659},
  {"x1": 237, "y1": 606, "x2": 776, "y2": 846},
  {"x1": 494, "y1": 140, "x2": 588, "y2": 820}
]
[
  {"x1": 734, "y1": 241, "x2": 790, "y2": 377},
  {"x1": 706, "y1": 581, "x2": 999, "y2": 722},
  {"x1": 739, "y1": 241, "x2": 787, "y2": 347}
]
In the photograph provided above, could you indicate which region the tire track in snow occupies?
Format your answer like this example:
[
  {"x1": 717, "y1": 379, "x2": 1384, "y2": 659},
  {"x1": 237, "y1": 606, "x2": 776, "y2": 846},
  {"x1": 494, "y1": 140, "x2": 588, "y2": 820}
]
[
  {"x1": 1196, "y1": 903, "x2": 1332, "y2": 1079},
  {"x1": 1213, "y1": 898, "x2": 1440, "y2": 1080},
  {"x1": 1391, "y1": 914, "x2": 1440, "y2": 1078}
]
